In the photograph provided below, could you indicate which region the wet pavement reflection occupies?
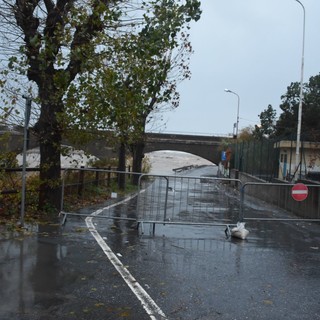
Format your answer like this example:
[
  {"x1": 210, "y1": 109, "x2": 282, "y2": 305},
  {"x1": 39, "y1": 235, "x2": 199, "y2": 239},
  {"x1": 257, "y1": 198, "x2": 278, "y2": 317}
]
[{"x1": 0, "y1": 164, "x2": 319, "y2": 319}]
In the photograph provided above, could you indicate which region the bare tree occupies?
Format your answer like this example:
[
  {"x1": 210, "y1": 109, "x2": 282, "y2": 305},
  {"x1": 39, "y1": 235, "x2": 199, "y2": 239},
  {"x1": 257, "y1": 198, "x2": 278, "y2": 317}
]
[
  {"x1": 0, "y1": 0, "x2": 124, "y2": 213},
  {"x1": 0, "y1": 0, "x2": 201, "y2": 214}
]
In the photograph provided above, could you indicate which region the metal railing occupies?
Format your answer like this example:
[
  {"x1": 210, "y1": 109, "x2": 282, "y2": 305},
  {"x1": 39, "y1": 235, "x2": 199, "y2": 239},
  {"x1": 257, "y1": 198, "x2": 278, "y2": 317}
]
[
  {"x1": 59, "y1": 168, "x2": 141, "y2": 224},
  {"x1": 240, "y1": 182, "x2": 320, "y2": 222},
  {"x1": 59, "y1": 168, "x2": 320, "y2": 235},
  {"x1": 136, "y1": 174, "x2": 242, "y2": 234}
]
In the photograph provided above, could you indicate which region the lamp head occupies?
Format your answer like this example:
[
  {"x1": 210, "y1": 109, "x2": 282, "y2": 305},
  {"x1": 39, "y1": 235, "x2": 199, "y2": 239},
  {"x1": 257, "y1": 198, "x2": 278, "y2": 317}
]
[{"x1": 224, "y1": 88, "x2": 231, "y2": 93}]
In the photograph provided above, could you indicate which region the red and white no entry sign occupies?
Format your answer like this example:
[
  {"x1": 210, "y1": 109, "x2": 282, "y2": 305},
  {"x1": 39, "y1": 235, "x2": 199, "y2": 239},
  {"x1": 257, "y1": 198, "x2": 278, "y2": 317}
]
[{"x1": 291, "y1": 183, "x2": 308, "y2": 201}]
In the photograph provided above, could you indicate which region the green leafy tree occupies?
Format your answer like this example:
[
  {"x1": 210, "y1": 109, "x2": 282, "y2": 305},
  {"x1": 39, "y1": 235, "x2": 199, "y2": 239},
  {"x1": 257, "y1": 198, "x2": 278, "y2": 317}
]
[
  {"x1": 275, "y1": 73, "x2": 320, "y2": 140},
  {"x1": 63, "y1": 0, "x2": 201, "y2": 185},
  {"x1": 253, "y1": 104, "x2": 277, "y2": 139},
  {"x1": 125, "y1": 1, "x2": 201, "y2": 182},
  {"x1": 238, "y1": 126, "x2": 255, "y2": 141}
]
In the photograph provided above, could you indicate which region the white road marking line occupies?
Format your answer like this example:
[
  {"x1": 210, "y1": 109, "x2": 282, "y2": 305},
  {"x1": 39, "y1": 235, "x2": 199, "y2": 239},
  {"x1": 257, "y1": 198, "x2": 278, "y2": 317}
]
[{"x1": 85, "y1": 195, "x2": 167, "y2": 320}]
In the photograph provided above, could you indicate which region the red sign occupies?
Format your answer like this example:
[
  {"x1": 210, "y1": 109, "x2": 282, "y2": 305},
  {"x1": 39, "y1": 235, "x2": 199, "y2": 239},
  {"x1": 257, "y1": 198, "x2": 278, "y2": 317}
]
[{"x1": 291, "y1": 183, "x2": 308, "y2": 201}]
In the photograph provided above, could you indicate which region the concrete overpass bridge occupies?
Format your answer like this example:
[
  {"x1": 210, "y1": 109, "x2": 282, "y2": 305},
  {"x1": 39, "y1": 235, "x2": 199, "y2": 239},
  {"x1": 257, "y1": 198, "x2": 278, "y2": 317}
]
[
  {"x1": 143, "y1": 133, "x2": 230, "y2": 165},
  {"x1": 80, "y1": 132, "x2": 231, "y2": 165},
  {"x1": 2, "y1": 128, "x2": 231, "y2": 165}
]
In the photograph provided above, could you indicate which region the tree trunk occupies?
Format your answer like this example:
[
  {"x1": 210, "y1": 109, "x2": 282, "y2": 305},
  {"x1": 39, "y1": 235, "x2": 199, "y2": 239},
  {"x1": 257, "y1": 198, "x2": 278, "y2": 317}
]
[
  {"x1": 36, "y1": 92, "x2": 63, "y2": 215},
  {"x1": 131, "y1": 140, "x2": 145, "y2": 185},
  {"x1": 38, "y1": 134, "x2": 62, "y2": 213}
]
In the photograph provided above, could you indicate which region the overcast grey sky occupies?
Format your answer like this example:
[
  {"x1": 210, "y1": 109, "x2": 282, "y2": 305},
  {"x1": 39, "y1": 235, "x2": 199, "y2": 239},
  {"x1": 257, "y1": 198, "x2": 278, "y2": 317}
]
[{"x1": 150, "y1": 0, "x2": 320, "y2": 136}]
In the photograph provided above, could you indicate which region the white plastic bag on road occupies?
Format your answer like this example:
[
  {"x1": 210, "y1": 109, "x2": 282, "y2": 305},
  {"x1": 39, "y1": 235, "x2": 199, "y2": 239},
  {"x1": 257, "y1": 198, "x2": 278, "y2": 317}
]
[{"x1": 231, "y1": 222, "x2": 249, "y2": 240}]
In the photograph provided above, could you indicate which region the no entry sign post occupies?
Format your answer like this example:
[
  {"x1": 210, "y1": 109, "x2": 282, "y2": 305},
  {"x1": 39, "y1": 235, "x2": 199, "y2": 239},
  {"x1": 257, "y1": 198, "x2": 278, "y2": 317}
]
[{"x1": 291, "y1": 183, "x2": 308, "y2": 201}]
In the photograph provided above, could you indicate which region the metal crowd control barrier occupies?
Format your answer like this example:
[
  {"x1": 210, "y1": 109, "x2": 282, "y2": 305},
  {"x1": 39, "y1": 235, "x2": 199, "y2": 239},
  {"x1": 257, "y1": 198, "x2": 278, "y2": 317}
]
[
  {"x1": 136, "y1": 174, "x2": 242, "y2": 234},
  {"x1": 240, "y1": 182, "x2": 320, "y2": 222},
  {"x1": 59, "y1": 168, "x2": 140, "y2": 225}
]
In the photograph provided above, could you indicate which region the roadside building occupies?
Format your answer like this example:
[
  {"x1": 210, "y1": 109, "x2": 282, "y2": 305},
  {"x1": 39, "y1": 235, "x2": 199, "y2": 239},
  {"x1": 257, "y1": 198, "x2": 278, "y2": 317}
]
[{"x1": 275, "y1": 140, "x2": 320, "y2": 181}]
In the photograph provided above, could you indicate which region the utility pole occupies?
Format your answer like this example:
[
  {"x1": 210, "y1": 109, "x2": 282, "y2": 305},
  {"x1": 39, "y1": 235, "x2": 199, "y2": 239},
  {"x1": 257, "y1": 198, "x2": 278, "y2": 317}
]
[{"x1": 20, "y1": 96, "x2": 32, "y2": 227}]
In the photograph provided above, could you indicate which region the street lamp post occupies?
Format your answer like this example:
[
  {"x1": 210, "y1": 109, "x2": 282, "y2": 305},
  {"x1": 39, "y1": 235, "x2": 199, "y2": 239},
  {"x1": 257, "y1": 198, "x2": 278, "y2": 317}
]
[
  {"x1": 294, "y1": 0, "x2": 305, "y2": 181},
  {"x1": 225, "y1": 89, "x2": 240, "y2": 173},
  {"x1": 224, "y1": 89, "x2": 240, "y2": 139}
]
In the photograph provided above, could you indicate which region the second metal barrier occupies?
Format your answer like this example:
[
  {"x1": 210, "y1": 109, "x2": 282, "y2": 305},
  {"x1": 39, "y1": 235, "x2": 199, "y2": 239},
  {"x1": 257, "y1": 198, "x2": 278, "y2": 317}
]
[{"x1": 240, "y1": 182, "x2": 320, "y2": 222}]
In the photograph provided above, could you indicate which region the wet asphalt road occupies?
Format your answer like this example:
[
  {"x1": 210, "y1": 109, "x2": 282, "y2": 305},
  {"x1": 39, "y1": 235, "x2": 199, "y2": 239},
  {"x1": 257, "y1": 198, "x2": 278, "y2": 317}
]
[{"x1": 1, "y1": 167, "x2": 320, "y2": 320}]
